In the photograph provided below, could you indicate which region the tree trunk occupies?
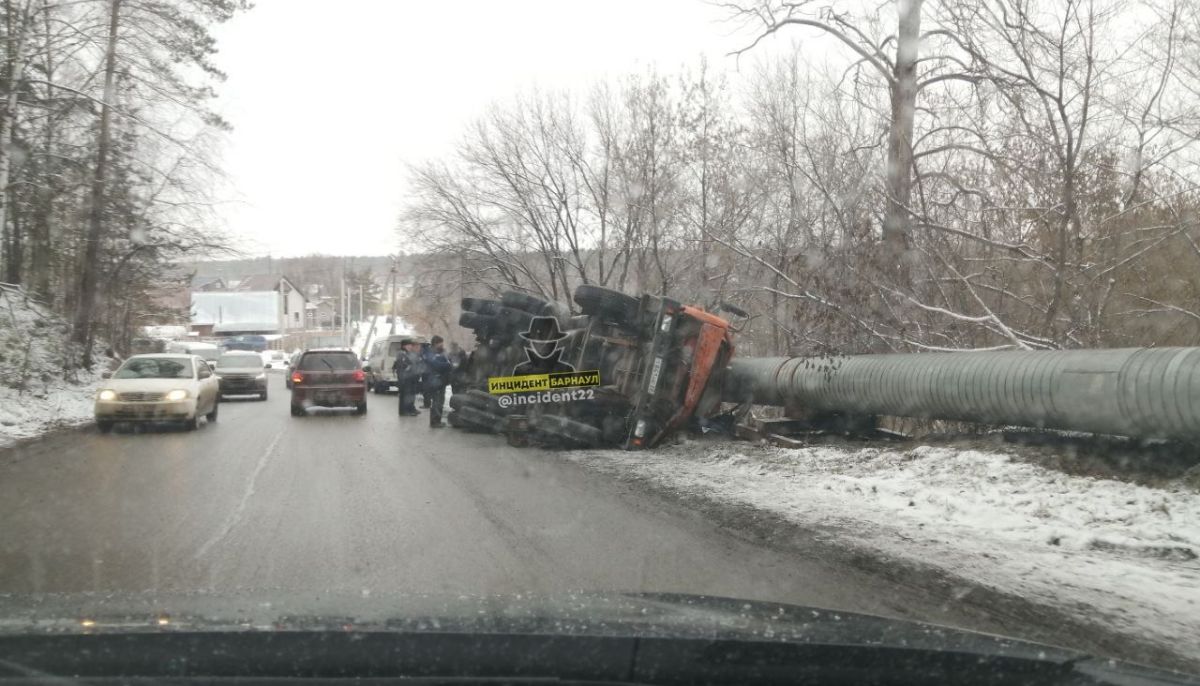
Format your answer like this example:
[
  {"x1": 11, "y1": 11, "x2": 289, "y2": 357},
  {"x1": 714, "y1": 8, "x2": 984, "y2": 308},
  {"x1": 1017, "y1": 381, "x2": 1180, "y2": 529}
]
[
  {"x1": 0, "y1": 0, "x2": 35, "y2": 282},
  {"x1": 882, "y1": 0, "x2": 922, "y2": 275},
  {"x1": 72, "y1": 0, "x2": 121, "y2": 367}
]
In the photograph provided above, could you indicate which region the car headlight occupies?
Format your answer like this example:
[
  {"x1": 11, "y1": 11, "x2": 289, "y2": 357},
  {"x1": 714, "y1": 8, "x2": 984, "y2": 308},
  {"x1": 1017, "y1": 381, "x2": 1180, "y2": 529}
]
[
  {"x1": 97, "y1": 389, "x2": 116, "y2": 401},
  {"x1": 165, "y1": 389, "x2": 189, "y2": 401}
]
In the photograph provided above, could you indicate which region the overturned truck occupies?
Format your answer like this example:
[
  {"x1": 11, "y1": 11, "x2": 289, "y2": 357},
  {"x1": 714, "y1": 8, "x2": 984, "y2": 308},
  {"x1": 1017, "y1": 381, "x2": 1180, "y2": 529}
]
[
  {"x1": 448, "y1": 286, "x2": 737, "y2": 449},
  {"x1": 449, "y1": 286, "x2": 1200, "y2": 449}
]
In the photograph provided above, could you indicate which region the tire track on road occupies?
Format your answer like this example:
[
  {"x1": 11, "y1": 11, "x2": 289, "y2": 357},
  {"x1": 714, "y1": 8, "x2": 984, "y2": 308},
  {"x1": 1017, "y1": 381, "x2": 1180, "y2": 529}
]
[{"x1": 192, "y1": 429, "x2": 282, "y2": 560}]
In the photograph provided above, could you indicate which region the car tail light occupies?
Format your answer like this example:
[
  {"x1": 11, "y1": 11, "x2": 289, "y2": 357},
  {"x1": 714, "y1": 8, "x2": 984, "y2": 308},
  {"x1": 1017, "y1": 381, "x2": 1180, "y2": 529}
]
[
  {"x1": 291, "y1": 372, "x2": 303, "y2": 385},
  {"x1": 352, "y1": 369, "x2": 365, "y2": 382}
]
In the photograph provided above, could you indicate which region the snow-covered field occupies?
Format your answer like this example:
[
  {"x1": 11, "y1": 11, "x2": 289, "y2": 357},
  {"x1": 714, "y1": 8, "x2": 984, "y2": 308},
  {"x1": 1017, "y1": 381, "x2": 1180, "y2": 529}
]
[{"x1": 572, "y1": 441, "x2": 1200, "y2": 658}]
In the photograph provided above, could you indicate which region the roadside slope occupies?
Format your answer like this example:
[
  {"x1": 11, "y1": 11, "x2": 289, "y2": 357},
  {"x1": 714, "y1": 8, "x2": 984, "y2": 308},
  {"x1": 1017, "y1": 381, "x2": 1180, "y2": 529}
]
[{"x1": 0, "y1": 284, "x2": 101, "y2": 447}]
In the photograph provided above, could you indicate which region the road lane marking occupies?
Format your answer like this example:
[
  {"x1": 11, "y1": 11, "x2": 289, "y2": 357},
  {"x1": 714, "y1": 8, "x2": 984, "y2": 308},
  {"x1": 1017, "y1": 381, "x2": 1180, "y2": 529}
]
[{"x1": 192, "y1": 429, "x2": 282, "y2": 560}]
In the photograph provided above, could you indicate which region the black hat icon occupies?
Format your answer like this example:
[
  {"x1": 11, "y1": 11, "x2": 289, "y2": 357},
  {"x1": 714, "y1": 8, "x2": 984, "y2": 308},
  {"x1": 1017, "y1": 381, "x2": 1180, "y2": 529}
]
[{"x1": 519, "y1": 316, "x2": 569, "y2": 342}]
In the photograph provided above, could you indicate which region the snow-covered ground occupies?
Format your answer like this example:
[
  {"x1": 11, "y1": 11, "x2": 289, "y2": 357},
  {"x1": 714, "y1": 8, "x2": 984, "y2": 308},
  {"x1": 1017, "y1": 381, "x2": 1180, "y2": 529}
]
[
  {"x1": 0, "y1": 372, "x2": 100, "y2": 447},
  {"x1": 0, "y1": 284, "x2": 103, "y2": 447},
  {"x1": 351, "y1": 315, "x2": 412, "y2": 357},
  {"x1": 571, "y1": 441, "x2": 1200, "y2": 658}
]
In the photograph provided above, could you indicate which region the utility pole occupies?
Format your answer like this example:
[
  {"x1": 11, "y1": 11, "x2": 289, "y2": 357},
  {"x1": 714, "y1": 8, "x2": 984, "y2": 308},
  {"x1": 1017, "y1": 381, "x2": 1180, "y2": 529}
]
[
  {"x1": 389, "y1": 257, "x2": 398, "y2": 336},
  {"x1": 339, "y1": 260, "x2": 346, "y2": 346},
  {"x1": 359, "y1": 284, "x2": 364, "y2": 323}
]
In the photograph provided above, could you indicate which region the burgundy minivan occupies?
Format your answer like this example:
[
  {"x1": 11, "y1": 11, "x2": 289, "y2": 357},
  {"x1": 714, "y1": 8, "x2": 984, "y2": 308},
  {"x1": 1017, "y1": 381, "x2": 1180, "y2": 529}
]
[{"x1": 289, "y1": 349, "x2": 367, "y2": 416}]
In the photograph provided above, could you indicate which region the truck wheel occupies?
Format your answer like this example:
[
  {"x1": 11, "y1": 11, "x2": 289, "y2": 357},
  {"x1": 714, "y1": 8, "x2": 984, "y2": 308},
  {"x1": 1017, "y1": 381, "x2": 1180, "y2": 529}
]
[
  {"x1": 461, "y1": 297, "x2": 504, "y2": 315},
  {"x1": 464, "y1": 389, "x2": 503, "y2": 413},
  {"x1": 531, "y1": 413, "x2": 603, "y2": 447},
  {"x1": 494, "y1": 306, "x2": 535, "y2": 330},
  {"x1": 290, "y1": 404, "x2": 305, "y2": 417},
  {"x1": 456, "y1": 405, "x2": 504, "y2": 433},
  {"x1": 459, "y1": 311, "x2": 498, "y2": 333},
  {"x1": 96, "y1": 420, "x2": 114, "y2": 434},
  {"x1": 501, "y1": 291, "x2": 551, "y2": 314},
  {"x1": 573, "y1": 285, "x2": 639, "y2": 323},
  {"x1": 355, "y1": 402, "x2": 367, "y2": 415},
  {"x1": 259, "y1": 390, "x2": 268, "y2": 401}
]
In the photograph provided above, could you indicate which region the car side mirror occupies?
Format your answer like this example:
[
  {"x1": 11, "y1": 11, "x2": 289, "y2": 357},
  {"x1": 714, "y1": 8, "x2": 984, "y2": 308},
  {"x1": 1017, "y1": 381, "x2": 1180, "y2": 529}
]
[
  {"x1": 101, "y1": 371, "x2": 113, "y2": 379},
  {"x1": 362, "y1": 365, "x2": 372, "y2": 373}
]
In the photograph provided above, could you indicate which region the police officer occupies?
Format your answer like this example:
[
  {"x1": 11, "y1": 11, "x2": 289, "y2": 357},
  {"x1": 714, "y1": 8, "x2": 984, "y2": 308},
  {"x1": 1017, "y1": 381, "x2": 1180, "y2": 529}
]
[
  {"x1": 422, "y1": 336, "x2": 453, "y2": 428},
  {"x1": 393, "y1": 339, "x2": 420, "y2": 416}
]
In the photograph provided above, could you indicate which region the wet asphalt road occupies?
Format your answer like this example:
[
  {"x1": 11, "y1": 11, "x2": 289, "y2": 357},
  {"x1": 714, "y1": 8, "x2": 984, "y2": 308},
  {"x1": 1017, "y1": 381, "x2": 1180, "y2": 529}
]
[
  {"x1": 0, "y1": 371, "x2": 1041, "y2": 637},
  {"x1": 0, "y1": 373, "x2": 885, "y2": 598}
]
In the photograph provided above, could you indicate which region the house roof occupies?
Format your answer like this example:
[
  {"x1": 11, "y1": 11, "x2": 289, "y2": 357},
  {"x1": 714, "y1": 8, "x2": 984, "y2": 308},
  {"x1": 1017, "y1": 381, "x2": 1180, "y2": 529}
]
[
  {"x1": 192, "y1": 275, "x2": 226, "y2": 290},
  {"x1": 191, "y1": 291, "x2": 279, "y2": 332},
  {"x1": 233, "y1": 274, "x2": 304, "y2": 296}
]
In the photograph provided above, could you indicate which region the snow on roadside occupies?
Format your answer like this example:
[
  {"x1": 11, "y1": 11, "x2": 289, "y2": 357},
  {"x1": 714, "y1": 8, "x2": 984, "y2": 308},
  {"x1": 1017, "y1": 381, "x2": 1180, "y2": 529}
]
[
  {"x1": 0, "y1": 371, "x2": 100, "y2": 447},
  {"x1": 570, "y1": 441, "x2": 1200, "y2": 658},
  {"x1": 0, "y1": 285, "x2": 103, "y2": 448}
]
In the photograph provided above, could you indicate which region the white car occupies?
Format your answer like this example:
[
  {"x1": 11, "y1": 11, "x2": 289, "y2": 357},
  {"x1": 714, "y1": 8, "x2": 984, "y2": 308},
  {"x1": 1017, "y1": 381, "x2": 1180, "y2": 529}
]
[{"x1": 94, "y1": 354, "x2": 220, "y2": 432}]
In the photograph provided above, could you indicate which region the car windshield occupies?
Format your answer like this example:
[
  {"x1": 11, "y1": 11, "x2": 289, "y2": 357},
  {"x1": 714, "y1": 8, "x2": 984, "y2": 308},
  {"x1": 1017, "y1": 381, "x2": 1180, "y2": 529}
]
[
  {"x1": 113, "y1": 358, "x2": 193, "y2": 380},
  {"x1": 298, "y1": 353, "x2": 357, "y2": 371},
  {"x1": 3, "y1": 1, "x2": 1200, "y2": 681}
]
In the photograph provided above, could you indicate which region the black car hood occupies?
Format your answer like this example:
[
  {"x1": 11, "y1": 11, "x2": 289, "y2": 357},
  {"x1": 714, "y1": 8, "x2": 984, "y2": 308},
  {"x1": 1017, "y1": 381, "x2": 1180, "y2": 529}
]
[
  {"x1": 0, "y1": 592, "x2": 1193, "y2": 684},
  {"x1": 0, "y1": 590, "x2": 1111, "y2": 655}
]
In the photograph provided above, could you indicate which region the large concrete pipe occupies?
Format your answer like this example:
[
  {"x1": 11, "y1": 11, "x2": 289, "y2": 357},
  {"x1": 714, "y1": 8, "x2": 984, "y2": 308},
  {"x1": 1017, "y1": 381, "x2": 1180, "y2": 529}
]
[{"x1": 725, "y1": 348, "x2": 1200, "y2": 442}]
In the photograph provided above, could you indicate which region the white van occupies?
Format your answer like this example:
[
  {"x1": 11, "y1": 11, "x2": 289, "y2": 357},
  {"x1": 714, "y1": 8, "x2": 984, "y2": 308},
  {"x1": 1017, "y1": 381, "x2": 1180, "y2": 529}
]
[
  {"x1": 365, "y1": 334, "x2": 426, "y2": 393},
  {"x1": 164, "y1": 340, "x2": 221, "y2": 364}
]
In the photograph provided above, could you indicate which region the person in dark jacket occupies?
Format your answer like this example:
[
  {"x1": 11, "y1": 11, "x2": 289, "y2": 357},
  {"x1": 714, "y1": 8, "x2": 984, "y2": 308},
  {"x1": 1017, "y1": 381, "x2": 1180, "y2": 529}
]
[
  {"x1": 419, "y1": 342, "x2": 432, "y2": 409},
  {"x1": 422, "y1": 336, "x2": 453, "y2": 428},
  {"x1": 393, "y1": 339, "x2": 420, "y2": 416}
]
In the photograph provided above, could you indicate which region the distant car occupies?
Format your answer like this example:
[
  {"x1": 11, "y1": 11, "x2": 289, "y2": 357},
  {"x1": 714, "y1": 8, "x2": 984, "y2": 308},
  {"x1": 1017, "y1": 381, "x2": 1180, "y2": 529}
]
[
  {"x1": 289, "y1": 349, "x2": 366, "y2": 416},
  {"x1": 223, "y1": 334, "x2": 268, "y2": 352},
  {"x1": 94, "y1": 354, "x2": 220, "y2": 432},
  {"x1": 164, "y1": 340, "x2": 221, "y2": 364},
  {"x1": 265, "y1": 350, "x2": 288, "y2": 368},
  {"x1": 214, "y1": 351, "x2": 268, "y2": 400},
  {"x1": 365, "y1": 334, "x2": 428, "y2": 393}
]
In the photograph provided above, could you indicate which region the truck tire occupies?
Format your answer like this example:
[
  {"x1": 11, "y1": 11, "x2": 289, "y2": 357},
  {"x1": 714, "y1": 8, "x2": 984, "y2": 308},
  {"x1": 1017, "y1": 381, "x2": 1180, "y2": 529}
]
[
  {"x1": 461, "y1": 297, "x2": 504, "y2": 315},
  {"x1": 531, "y1": 413, "x2": 603, "y2": 447},
  {"x1": 494, "y1": 306, "x2": 535, "y2": 330},
  {"x1": 500, "y1": 291, "x2": 551, "y2": 314},
  {"x1": 465, "y1": 389, "x2": 503, "y2": 414},
  {"x1": 459, "y1": 311, "x2": 498, "y2": 332},
  {"x1": 456, "y1": 405, "x2": 504, "y2": 433},
  {"x1": 573, "y1": 285, "x2": 639, "y2": 323}
]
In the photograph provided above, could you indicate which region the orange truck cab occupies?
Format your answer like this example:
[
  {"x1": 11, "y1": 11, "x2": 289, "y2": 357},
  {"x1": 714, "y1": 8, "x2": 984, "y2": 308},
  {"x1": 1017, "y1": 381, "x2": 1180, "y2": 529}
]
[{"x1": 623, "y1": 297, "x2": 734, "y2": 449}]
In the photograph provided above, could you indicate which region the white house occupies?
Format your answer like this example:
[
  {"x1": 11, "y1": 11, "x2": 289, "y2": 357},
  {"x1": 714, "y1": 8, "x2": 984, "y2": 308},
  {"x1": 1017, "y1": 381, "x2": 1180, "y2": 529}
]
[{"x1": 189, "y1": 274, "x2": 307, "y2": 335}]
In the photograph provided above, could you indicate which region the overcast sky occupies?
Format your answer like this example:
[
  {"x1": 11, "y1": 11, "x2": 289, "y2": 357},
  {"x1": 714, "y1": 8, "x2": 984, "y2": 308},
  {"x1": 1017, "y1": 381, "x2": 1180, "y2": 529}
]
[{"x1": 211, "y1": 0, "x2": 775, "y2": 258}]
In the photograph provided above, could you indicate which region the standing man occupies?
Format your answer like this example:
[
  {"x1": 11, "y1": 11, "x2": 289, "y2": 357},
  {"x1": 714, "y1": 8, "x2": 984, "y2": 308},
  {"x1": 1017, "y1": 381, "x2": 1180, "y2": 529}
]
[
  {"x1": 393, "y1": 338, "x2": 419, "y2": 416},
  {"x1": 422, "y1": 336, "x2": 453, "y2": 428}
]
